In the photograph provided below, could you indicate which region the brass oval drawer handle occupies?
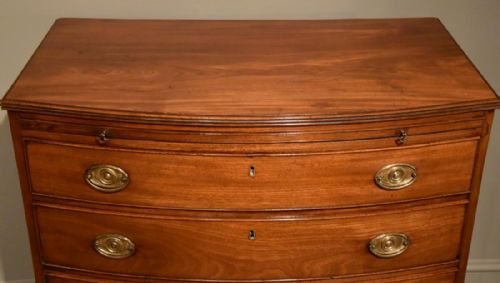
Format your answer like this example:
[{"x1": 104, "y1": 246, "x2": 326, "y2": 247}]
[
  {"x1": 369, "y1": 233, "x2": 410, "y2": 258},
  {"x1": 94, "y1": 234, "x2": 135, "y2": 259},
  {"x1": 85, "y1": 164, "x2": 130, "y2": 193},
  {"x1": 374, "y1": 163, "x2": 417, "y2": 190}
]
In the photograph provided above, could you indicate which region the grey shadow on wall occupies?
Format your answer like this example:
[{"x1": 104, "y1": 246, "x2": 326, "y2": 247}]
[{"x1": 0, "y1": 116, "x2": 34, "y2": 281}]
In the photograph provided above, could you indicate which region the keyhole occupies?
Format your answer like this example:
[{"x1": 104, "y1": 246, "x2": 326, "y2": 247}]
[
  {"x1": 249, "y1": 165, "x2": 256, "y2": 178},
  {"x1": 248, "y1": 229, "x2": 256, "y2": 240}
]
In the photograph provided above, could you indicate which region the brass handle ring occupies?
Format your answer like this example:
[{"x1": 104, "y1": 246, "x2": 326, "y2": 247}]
[
  {"x1": 85, "y1": 164, "x2": 130, "y2": 193},
  {"x1": 369, "y1": 233, "x2": 410, "y2": 258},
  {"x1": 374, "y1": 163, "x2": 417, "y2": 190},
  {"x1": 93, "y1": 234, "x2": 135, "y2": 259}
]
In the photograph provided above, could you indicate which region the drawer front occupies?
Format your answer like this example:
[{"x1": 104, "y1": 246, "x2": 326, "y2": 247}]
[
  {"x1": 28, "y1": 140, "x2": 476, "y2": 209},
  {"x1": 45, "y1": 270, "x2": 455, "y2": 283},
  {"x1": 37, "y1": 203, "x2": 464, "y2": 280}
]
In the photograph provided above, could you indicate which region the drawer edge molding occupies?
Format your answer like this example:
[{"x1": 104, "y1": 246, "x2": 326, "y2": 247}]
[
  {"x1": 32, "y1": 198, "x2": 469, "y2": 222},
  {"x1": 31, "y1": 191, "x2": 470, "y2": 214},
  {"x1": 21, "y1": 135, "x2": 480, "y2": 157},
  {"x1": 4, "y1": 98, "x2": 499, "y2": 126},
  {"x1": 18, "y1": 112, "x2": 485, "y2": 146}
]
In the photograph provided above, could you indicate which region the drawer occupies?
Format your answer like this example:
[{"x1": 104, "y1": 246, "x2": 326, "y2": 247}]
[
  {"x1": 28, "y1": 140, "x2": 477, "y2": 210},
  {"x1": 45, "y1": 269, "x2": 456, "y2": 283},
  {"x1": 36, "y1": 202, "x2": 464, "y2": 280},
  {"x1": 20, "y1": 112, "x2": 484, "y2": 155}
]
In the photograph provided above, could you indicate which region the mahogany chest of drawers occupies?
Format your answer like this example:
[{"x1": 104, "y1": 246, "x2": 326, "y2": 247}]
[{"x1": 1, "y1": 18, "x2": 499, "y2": 283}]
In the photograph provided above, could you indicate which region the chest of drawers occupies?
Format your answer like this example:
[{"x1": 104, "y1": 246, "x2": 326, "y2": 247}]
[{"x1": 1, "y1": 18, "x2": 499, "y2": 283}]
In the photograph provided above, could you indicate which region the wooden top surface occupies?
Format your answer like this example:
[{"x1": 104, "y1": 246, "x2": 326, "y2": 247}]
[{"x1": 2, "y1": 18, "x2": 498, "y2": 125}]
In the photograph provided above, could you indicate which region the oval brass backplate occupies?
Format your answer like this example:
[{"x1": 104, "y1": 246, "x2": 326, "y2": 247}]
[
  {"x1": 374, "y1": 163, "x2": 417, "y2": 190},
  {"x1": 93, "y1": 234, "x2": 135, "y2": 259},
  {"x1": 369, "y1": 233, "x2": 410, "y2": 258},
  {"x1": 85, "y1": 164, "x2": 129, "y2": 193}
]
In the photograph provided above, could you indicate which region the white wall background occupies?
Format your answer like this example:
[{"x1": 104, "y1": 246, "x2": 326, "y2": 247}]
[{"x1": 0, "y1": 1, "x2": 499, "y2": 282}]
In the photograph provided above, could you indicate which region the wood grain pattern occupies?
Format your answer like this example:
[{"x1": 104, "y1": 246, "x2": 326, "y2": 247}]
[
  {"x1": 7, "y1": 112, "x2": 45, "y2": 282},
  {"x1": 18, "y1": 113, "x2": 484, "y2": 145},
  {"x1": 16, "y1": 111, "x2": 484, "y2": 156},
  {"x1": 19, "y1": 111, "x2": 486, "y2": 133},
  {"x1": 44, "y1": 264, "x2": 457, "y2": 282},
  {"x1": 31, "y1": 195, "x2": 468, "y2": 222},
  {"x1": 16, "y1": 112, "x2": 484, "y2": 157},
  {"x1": 455, "y1": 111, "x2": 495, "y2": 282},
  {"x1": 1, "y1": 18, "x2": 498, "y2": 125},
  {"x1": 2, "y1": 18, "x2": 499, "y2": 283},
  {"x1": 36, "y1": 202, "x2": 464, "y2": 281},
  {"x1": 27, "y1": 139, "x2": 476, "y2": 210},
  {"x1": 22, "y1": 130, "x2": 482, "y2": 156},
  {"x1": 45, "y1": 276, "x2": 453, "y2": 283}
]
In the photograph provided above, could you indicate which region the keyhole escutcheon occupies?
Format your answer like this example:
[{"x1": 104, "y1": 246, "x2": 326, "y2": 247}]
[
  {"x1": 249, "y1": 165, "x2": 256, "y2": 178},
  {"x1": 248, "y1": 229, "x2": 256, "y2": 240}
]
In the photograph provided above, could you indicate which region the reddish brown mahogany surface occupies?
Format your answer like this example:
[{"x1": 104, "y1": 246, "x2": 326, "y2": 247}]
[
  {"x1": 1, "y1": 18, "x2": 498, "y2": 125},
  {"x1": 1, "y1": 18, "x2": 499, "y2": 283},
  {"x1": 36, "y1": 202, "x2": 464, "y2": 280},
  {"x1": 44, "y1": 264, "x2": 457, "y2": 283},
  {"x1": 27, "y1": 139, "x2": 476, "y2": 210}
]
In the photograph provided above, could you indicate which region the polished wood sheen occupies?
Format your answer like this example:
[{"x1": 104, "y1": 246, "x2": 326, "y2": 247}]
[
  {"x1": 27, "y1": 140, "x2": 476, "y2": 209},
  {"x1": 44, "y1": 266, "x2": 457, "y2": 283},
  {"x1": 36, "y1": 202, "x2": 464, "y2": 280},
  {"x1": 1, "y1": 18, "x2": 498, "y2": 125},
  {"x1": 1, "y1": 18, "x2": 499, "y2": 283}
]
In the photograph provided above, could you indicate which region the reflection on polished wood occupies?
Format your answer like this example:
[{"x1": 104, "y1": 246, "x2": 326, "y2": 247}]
[
  {"x1": 1, "y1": 18, "x2": 499, "y2": 283},
  {"x1": 1, "y1": 18, "x2": 498, "y2": 125}
]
